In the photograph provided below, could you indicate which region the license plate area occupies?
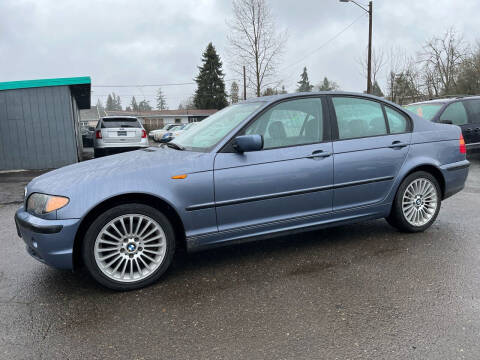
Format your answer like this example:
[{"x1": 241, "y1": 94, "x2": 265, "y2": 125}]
[{"x1": 117, "y1": 131, "x2": 127, "y2": 136}]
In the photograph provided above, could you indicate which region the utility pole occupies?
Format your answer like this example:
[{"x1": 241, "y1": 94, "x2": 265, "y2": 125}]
[
  {"x1": 243, "y1": 66, "x2": 247, "y2": 100},
  {"x1": 340, "y1": 0, "x2": 373, "y2": 94},
  {"x1": 367, "y1": 1, "x2": 372, "y2": 94}
]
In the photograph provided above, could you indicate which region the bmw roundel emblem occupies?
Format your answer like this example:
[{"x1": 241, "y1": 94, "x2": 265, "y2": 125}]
[{"x1": 127, "y1": 243, "x2": 136, "y2": 252}]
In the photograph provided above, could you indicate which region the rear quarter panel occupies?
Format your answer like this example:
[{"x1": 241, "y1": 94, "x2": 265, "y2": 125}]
[{"x1": 385, "y1": 117, "x2": 466, "y2": 203}]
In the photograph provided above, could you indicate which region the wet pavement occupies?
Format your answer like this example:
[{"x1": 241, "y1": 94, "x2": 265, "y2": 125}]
[{"x1": 1, "y1": 155, "x2": 479, "y2": 360}]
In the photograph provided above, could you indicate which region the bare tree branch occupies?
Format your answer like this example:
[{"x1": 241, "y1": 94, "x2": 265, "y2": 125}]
[{"x1": 227, "y1": 0, "x2": 286, "y2": 97}]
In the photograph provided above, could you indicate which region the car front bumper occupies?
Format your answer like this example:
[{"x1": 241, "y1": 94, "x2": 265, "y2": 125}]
[{"x1": 14, "y1": 207, "x2": 80, "y2": 270}]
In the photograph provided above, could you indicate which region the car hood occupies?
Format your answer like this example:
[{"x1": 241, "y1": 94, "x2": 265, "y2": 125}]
[{"x1": 28, "y1": 147, "x2": 213, "y2": 195}]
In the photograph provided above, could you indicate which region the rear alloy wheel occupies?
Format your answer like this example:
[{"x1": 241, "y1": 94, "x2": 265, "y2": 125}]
[
  {"x1": 82, "y1": 204, "x2": 175, "y2": 290},
  {"x1": 386, "y1": 171, "x2": 441, "y2": 233}
]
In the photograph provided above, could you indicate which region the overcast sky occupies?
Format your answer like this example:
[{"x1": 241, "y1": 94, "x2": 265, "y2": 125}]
[{"x1": 1, "y1": 0, "x2": 480, "y2": 110}]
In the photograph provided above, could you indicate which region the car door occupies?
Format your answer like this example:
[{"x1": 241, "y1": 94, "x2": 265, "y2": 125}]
[
  {"x1": 329, "y1": 96, "x2": 412, "y2": 211},
  {"x1": 461, "y1": 99, "x2": 480, "y2": 147},
  {"x1": 213, "y1": 97, "x2": 333, "y2": 232},
  {"x1": 439, "y1": 101, "x2": 471, "y2": 143}
]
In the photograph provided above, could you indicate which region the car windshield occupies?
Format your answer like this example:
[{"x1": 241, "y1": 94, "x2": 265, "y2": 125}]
[
  {"x1": 101, "y1": 118, "x2": 141, "y2": 128},
  {"x1": 183, "y1": 123, "x2": 196, "y2": 130},
  {"x1": 173, "y1": 102, "x2": 265, "y2": 151},
  {"x1": 404, "y1": 103, "x2": 444, "y2": 121}
]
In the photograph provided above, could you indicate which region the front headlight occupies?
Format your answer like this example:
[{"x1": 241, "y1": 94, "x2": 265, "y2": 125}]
[{"x1": 26, "y1": 193, "x2": 69, "y2": 215}]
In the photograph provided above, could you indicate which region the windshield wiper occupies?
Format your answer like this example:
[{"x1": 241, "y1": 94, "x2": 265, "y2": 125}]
[{"x1": 166, "y1": 142, "x2": 185, "y2": 151}]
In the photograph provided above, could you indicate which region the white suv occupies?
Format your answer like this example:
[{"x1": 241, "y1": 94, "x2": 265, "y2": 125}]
[{"x1": 93, "y1": 116, "x2": 149, "y2": 157}]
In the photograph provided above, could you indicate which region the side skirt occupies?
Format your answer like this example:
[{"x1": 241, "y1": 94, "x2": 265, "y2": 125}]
[{"x1": 186, "y1": 203, "x2": 392, "y2": 252}]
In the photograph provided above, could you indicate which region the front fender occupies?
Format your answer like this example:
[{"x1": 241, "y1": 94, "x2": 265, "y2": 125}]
[{"x1": 56, "y1": 170, "x2": 217, "y2": 239}]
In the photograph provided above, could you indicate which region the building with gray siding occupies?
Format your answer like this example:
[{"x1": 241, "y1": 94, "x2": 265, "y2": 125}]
[{"x1": 0, "y1": 77, "x2": 91, "y2": 170}]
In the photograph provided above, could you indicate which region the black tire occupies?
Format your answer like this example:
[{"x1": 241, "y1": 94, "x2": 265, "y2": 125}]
[
  {"x1": 93, "y1": 148, "x2": 104, "y2": 158},
  {"x1": 81, "y1": 203, "x2": 175, "y2": 291},
  {"x1": 386, "y1": 171, "x2": 441, "y2": 233}
]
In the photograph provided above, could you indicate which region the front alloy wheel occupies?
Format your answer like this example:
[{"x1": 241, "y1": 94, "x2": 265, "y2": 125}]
[
  {"x1": 83, "y1": 203, "x2": 175, "y2": 290},
  {"x1": 94, "y1": 214, "x2": 167, "y2": 282}
]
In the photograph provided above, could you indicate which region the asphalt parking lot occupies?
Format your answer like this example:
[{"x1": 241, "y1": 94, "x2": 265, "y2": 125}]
[{"x1": 1, "y1": 155, "x2": 480, "y2": 360}]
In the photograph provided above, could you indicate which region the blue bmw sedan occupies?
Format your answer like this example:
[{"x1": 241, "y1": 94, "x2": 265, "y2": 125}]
[{"x1": 15, "y1": 92, "x2": 469, "y2": 290}]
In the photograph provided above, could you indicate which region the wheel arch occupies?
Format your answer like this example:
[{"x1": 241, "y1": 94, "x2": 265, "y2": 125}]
[
  {"x1": 72, "y1": 193, "x2": 186, "y2": 270},
  {"x1": 400, "y1": 164, "x2": 446, "y2": 199}
]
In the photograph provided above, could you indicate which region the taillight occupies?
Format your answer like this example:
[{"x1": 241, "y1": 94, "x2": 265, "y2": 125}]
[
  {"x1": 459, "y1": 134, "x2": 466, "y2": 154},
  {"x1": 95, "y1": 130, "x2": 102, "y2": 139},
  {"x1": 141, "y1": 130, "x2": 147, "y2": 138}
]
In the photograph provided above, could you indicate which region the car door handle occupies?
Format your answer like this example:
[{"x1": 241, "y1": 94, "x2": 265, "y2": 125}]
[
  {"x1": 388, "y1": 141, "x2": 409, "y2": 149},
  {"x1": 306, "y1": 150, "x2": 332, "y2": 159}
]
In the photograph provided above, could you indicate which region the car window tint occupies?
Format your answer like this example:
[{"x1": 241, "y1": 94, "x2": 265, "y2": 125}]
[
  {"x1": 101, "y1": 118, "x2": 141, "y2": 128},
  {"x1": 440, "y1": 102, "x2": 468, "y2": 125},
  {"x1": 404, "y1": 103, "x2": 443, "y2": 121},
  {"x1": 463, "y1": 99, "x2": 480, "y2": 124},
  {"x1": 385, "y1": 106, "x2": 409, "y2": 133},
  {"x1": 332, "y1": 97, "x2": 387, "y2": 139},
  {"x1": 244, "y1": 98, "x2": 323, "y2": 149}
]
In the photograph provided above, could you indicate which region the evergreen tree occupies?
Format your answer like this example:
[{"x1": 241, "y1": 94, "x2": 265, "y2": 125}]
[
  {"x1": 371, "y1": 80, "x2": 384, "y2": 97},
  {"x1": 106, "y1": 93, "x2": 122, "y2": 110},
  {"x1": 156, "y1": 88, "x2": 168, "y2": 110},
  {"x1": 194, "y1": 43, "x2": 228, "y2": 109},
  {"x1": 317, "y1": 77, "x2": 339, "y2": 91},
  {"x1": 297, "y1": 67, "x2": 314, "y2": 92},
  {"x1": 106, "y1": 94, "x2": 114, "y2": 111},
  {"x1": 230, "y1": 81, "x2": 239, "y2": 104},
  {"x1": 279, "y1": 85, "x2": 288, "y2": 94},
  {"x1": 130, "y1": 96, "x2": 139, "y2": 112},
  {"x1": 138, "y1": 100, "x2": 152, "y2": 112},
  {"x1": 178, "y1": 96, "x2": 196, "y2": 110},
  {"x1": 262, "y1": 87, "x2": 278, "y2": 96},
  {"x1": 96, "y1": 98, "x2": 105, "y2": 112},
  {"x1": 114, "y1": 94, "x2": 122, "y2": 110}
]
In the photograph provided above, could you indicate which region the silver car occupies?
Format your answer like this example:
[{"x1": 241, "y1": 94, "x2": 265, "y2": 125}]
[{"x1": 93, "y1": 116, "x2": 149, "y2": 157}]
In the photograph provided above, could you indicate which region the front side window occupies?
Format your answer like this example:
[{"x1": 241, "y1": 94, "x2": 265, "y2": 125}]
[
  {"x1": 385, "y1": 106, "x2": 409, "y2": 134},
  {"x1": 440, "y1": 102, "x2": 468, "y2": 125},
  {"x1": 244, "y1": 98, "x2": 324, "y2": 149},
  {"x1": 173, "y1": 102, "x2": 264, "y2": 151},
  {"x1": 332, "y1": 97, "x2": 387, "y2": 139}
]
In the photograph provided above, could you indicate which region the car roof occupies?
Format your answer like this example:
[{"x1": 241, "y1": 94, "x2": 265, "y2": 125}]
[
  {"x1": 101, "y1": 116, "x2": 139, "y2": 120},
  {"x1": 407, "y1": 95, "x2": 480, "y2": 106},
  {"x1": 239, "y1": 91, "x2": 404, "y2": 109}
]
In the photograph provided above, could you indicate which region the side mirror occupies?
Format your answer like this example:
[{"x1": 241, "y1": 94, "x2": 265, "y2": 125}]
[
  {"x1": 439, "y1": 119, "x2": 453, "y2": 124},
  {"x1": 233, "y1": 134, "x2": 263, "y2": 153}
]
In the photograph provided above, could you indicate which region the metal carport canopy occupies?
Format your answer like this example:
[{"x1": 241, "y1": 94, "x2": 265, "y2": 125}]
[{"x1": 0, "y1": 76, "x2": 91, "y2": 109}]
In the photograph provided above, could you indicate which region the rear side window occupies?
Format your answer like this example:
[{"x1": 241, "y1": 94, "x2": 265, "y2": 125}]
[
  {"x1": 440, "y1": 102, "x2": 468, "y2": 125},
  {"x1": 101, "y1": 118, "x2": 142, "y2": 128},
  {"x1": 385, "y1": 106, "x2": 409, "y2": 134},
  {"x1": 332, "y1": 97, "x2": 387, "y2": 139}
]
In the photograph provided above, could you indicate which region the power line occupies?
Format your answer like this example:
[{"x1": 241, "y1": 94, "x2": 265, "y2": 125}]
[
  {"x1": 92, "y1": 78, "x2": 241, "y2": 87},
  {"x1": 279, "y1": 13, "x2": 366, "y2": 73}
]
